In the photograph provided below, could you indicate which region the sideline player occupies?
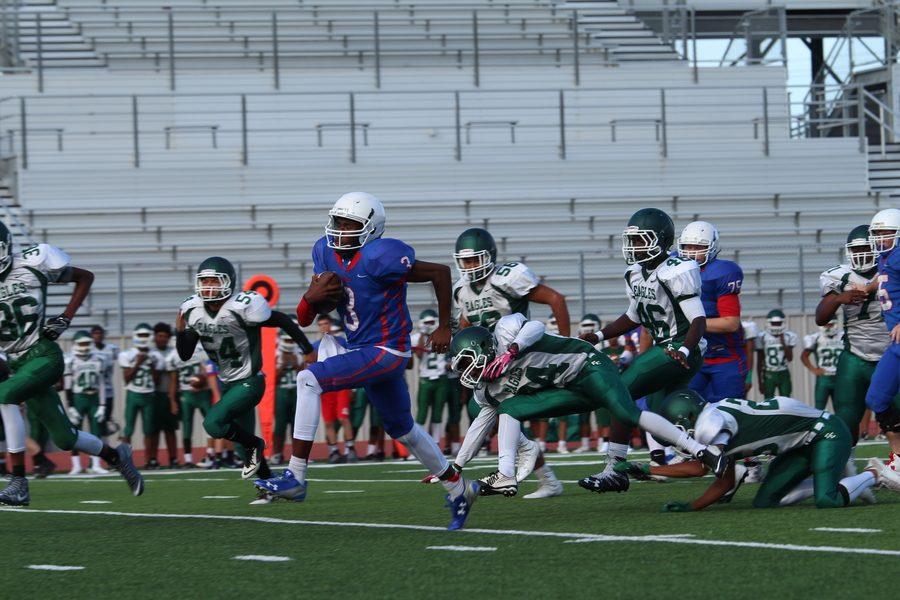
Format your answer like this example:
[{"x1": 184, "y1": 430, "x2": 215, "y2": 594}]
[{"x1": 801, "y1": 319, "x2": 843, "y2": 411}]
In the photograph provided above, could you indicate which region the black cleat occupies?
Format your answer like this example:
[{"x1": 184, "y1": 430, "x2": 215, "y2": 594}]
[
  {"x1": 698, "y1": 446, "x2": 729, "y2": 478},
  {"x1": 241, "y1": 437, "x2": 267, "y2": 480},
  {"x1": 115, "y1": 444, "x2": 145, "y2": 496},
  {"x1": 0, "y1": 476, "x2": 29, "y2": 506},
  {"x1": 578, "y1": 469, "x2": 630, "y2": 494}
]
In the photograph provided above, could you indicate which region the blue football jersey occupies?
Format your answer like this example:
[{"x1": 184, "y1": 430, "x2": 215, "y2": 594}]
[
  {"x1": 699, "y1": 258, "x2": 746, "y2": 361},
  {"x1": 312, "y1": 236, "x2": 415, "y2": 352},
  {"x1": 877, "y1": 247, "x2": 900, "y2": 331}
]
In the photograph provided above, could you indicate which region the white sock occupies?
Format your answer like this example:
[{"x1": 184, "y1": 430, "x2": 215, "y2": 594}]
[
  {"x1": 0, "y1": 404, "x2": 25, "y2": 453},
  {"x1": 497, "y1": 414, "x2": 520, "y2": 478},
  {"x1": 206, "y1": 447, "x2": 215, "y2": 457},
  {"x1": 73, "y1": 430, "x2": 103, "y2": 455},
  {"x1": 328, "y1": 444, "x2": 337, "y2": 454},
  {"x1": 779, "y1": 478, "x2": 814, "y2": 506},
  {"x1": 840, "y1": 471, "x2": 876, "y2": 503},
  {"x1": 580, "y1": 437, "x2": 590, "y2": 449},
  {"x1": 540, "y1": 465, "x2": 559, "y2": 483},
  {"x1": 451, "y1": 442, "x2": 460, "y2": 453},
  {"x1": 537, "y1": 439, "x2": 546, "y2": 452},
  {"x1": 639, "y1": 411, "x2": 703, "y2": 456},
  {"x1": 288, "y1": 456, "x2": 308, "y2": 483},
  {"x1": 605, "y1": 442, "x2": 629, "y2": 470},
  {"x1": 367, "y1": 443, "x2": 376, "y2": 455},
  {"x1": 184, "y1": 452, "x2": 193, "y2": 463},
  {"x1": 646, "y1": 432, "x2": 665, "y2": 453},
  {"x1": 90, "y1": 456, "x2": 102, "y2": 470},
  {"x1": 398, "y1": 423, "x2": 450, "y2": 477},
  {"x1": 71, "y1": 455, "x2": 81, "y2": 469},
  {"x1": 293, "y1": 370, "x2": 322, "y2": 441},
  {"x1": 430, "y1": 423, "x2": 443, "y2": 444},
  {"x1": 843, "y1": 449, "x2": 858, "y2": 477}
]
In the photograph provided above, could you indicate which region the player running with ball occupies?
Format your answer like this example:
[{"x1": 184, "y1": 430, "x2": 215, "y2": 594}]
[{"x1": 255, "y1": 192, "x2": 483, "y2": 530}]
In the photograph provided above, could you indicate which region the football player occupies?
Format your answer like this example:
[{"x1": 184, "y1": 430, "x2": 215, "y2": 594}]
[
  {"x1": 864, "y1": 209, "x2": 900, "y2": 454},
  {"x1": 153, "y1": 322, "x2": 180, "y2": 468},
  {"x1": 578, "y1": 208, "x2": 708, "y2": 494},
  {"x1": 615, "y1": 390, "x2": 900, "y2": 511},
  {"x1": 411, "y1": 310, "x2": 450, "y2": 445},
  {"x1": 308, "y1": 318, "x2": 356, "y2": 463},
  {"x1": 64, "y1": 330, "x2": 110, "y2": 475},
  {"x1": 449, "y1": 315, "x2": 724, "y2": 498},
  {"x1": 90, "y1": 324, "x2": 118, "y2": 435},
  {"x1": 272, "y1": 331, "x2": 304, "y2": 465},
  {"x1": 755, "y1": 310, "x2": 797, "y2": 397},
  {"x1": 740, "y1": 319, "x2": 758, "y2": 396},
  {"x1": 119, "y1": 323, "x2": 165, "y2": 469},
  {"x1": 0, "y1": 227, "x2": 143, "y2": 505},
  {"x1": 678, "y1": 221, "x2": 747, "y2": 403},
  {"x1": 801, "y1": 319, "x2": 843, "y2": 411},
  {"x1": 166, "y1": 342, "x2": 211, "y2": 468},
  {"x1": 256, "y1": 192, "x2": 482, "y2": 530},
  {"x1": 176, "y1": 256, "x2": 312, "y2": 480}
]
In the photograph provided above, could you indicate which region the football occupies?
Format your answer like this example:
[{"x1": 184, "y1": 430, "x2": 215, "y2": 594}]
[{"x1": 312, "y1": 271, "x2": 345, "y2": 313}]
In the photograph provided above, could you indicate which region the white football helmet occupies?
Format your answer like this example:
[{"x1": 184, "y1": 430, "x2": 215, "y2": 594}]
[
  {"x1": 677, "y1": 221, "x2": 720, "y2": 266},
  {"x1": 132, "y1": 323, "x2": 153, "y2": 350},
  {"x1": 578, "y1": 314, "x2": 601, "y2": 335},
  {"x1": 73, "y1": 330, "x2": 93, "y2": 358},
  {"x1": 822, "y1": 318, "x2": 839, "y2": 337},
  {"x1": 869, "y1": 208, "x2": 900, "y2": 254},
  {"x1": 325, "y1": 192, "x2": 386, "y2": 250},
  {"x1": 418, "y1": 309, "x2": 438, "y2": 335}
]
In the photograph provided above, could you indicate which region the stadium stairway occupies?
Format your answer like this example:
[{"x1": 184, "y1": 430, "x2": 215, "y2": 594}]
[{"x1": 14, "y1": 0, "x2": 106, "y2": 68}]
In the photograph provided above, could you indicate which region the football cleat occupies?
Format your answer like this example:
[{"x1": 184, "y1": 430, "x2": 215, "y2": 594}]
[
  {"x1": 869, "y1": 457, "x2": 900, "y2": 493},
  {"x1": 515, "y1": 439, "x2": 540, "y2": 482},
  {"x1": 87, "y1": 465, "x2": 110, "y2": 475},
  {"x1": 254, "y1": 469, "x2": 307, "y2": 502},
  {"x1": 328, "y1": 450, "x2": 345, "y2": 464},
  {"x1": 578, "y1": 468, "x2": 630, "y2": 494},
  {"x1": 477, "y1": 470, "x2": 518, "y2": 497},
  {"x1": 556, "y1": 443, "x2": 570, "y2": 455},
  {"x1": 32, "y1": 457, "x2": 56, "y2": 479},
  {"x1": 249, "y1": 488, "x2": 276, "y2": 505},
  {"x1": 269, "y1": 453, "x2": 283, "y2": 466},
  {"x1": 114, "y1": 444, "x2": 145, "y2": 496},
  {"x1": 697, "y1": 446, "x2": 729, "y2": 478},
  {"x1": 68, "y1": 464, "x2": 84, "y2": 476},
  {"x1": 183, "y1": 462, "x2": 197, "y2": 469},
  {"x1": 346, "y1": 448, "x2": 359, "y2": 463},
  {"x1": 0, "y1": 476, "x2": 29, "y2": 506},
  {"x1": 241, "y1": 438, "x2": 266, "y2": 480},
  {"x1": 717, "y1": 462, "x2": 748, "y2": 504},
  {"x1": 523, "y1": 478, "x2": 563, "y2": 499},
  {"x1": 572, "y1": 444, "x2": 591, "y2": 454},
  {"x1": 445, "y1": 479, "x2": 480, "y2": 531}
]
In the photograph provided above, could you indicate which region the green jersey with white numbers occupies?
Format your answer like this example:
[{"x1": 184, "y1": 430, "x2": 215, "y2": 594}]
[
  {"x1": 705, "y1": 397, "x2": 828, "y2": 458},
  {"x1": 453, "y1": 261, "x2": 539, "y2": 331},
  {"x1": 181, "y1": 290, "x2": 272, "y2": 383},
  {"x1": 624, "y1": 256, "x2": 702, "y2": 347},
  {"x1": 0, "y1": 243, "x2": 71, "y2": 357},
  {"x1": 275, "y1": 348, "x2": 303, "y2": 389}
]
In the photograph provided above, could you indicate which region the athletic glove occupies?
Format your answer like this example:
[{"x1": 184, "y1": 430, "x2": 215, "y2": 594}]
[
  {"x1": 661, "y1": 501, "x2": 693, "y2": 513},
  {"x1": 66, "y1": 405, "x2": 81, "y2": 426},
  {"x1": 42, "y1": 314, "x2": 71, "y2": 341},
  {"x1": 876, "y1": 406, "x2": 900, "y2": 433},
  {"x1": 94, "y1": 405, "x2": 107, "y2": 422},
  {"x1": 483, "y1": 344, "x2": 519, "y2": 381}
]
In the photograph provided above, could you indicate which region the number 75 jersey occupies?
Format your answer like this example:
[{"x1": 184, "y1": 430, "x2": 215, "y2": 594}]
[{"x1": 181, "y1": 290, "x2": 272, "y2": 383}]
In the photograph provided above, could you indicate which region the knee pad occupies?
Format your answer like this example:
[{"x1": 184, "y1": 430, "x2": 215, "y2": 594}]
[{"x1": 296, "y1": 369, "x2": 322, "y2": 392}]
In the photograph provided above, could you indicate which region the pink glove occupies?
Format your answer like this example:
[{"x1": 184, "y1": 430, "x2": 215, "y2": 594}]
[{"x1": 483, "y1": 344, "x2": 519, "y2": 381}]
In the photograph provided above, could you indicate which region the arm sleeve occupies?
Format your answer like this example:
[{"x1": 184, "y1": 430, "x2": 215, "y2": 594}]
[
  {"x1": 664, "y1": 263, "x2": 702, "y2": 300},
  {"x1": 511, "y1": 320, "x2": 545, "y2": 352},
  {"x1": 31, "y1": 244, "x2": 72, "y2": 283},
  {"x1": 177, "y1": 331, "x2": 199, "y2": 361},
  {"x1": 493, "y1": 314, "x2": 526, "y2": 353},
  {"x1": 714, "y1": 263, "x2": 744, "y2": 298},
  {"x1": 454, "y1": 403, "x2": 498, "y2": 468},
  {"x1": 743, "y1": 321, "x2": 758, "y2": 340},
  {"x1": 263, "y1": 310, "x2": 313, "y2": 354},
  {"x1": 364, "y1": 239, "x2": 415, "y2": 282},
  {"x1": 625, "y1": 296, "x2": 640, "y2": 323},
  {"x1": 677, "y1": 295, "x2": 706, "y2": 322},
  {"x1": 117, "y1": 353, "x2": 130, "y2": 368}
]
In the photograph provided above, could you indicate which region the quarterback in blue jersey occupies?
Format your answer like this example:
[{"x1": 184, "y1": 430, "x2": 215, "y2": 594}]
[
  {"x1": 865, "y1": 208, "x2": 900, "y2": 439},
  {"x1": 255, "y1": 192, "x2": 480, "y2": 530},
  {"x1": 678, "y1": 221, "x2": 747, "y2": 403}
]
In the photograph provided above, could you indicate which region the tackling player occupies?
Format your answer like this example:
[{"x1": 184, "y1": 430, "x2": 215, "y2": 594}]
[
  {"x1": 755, "y1": 310, "x2": 797, "y2": 397},
  {"x1": 176, "y1": 256, "x2": 312, "y2": 480},
  {"x1": 255, "y1": 192, "x2": 482, "y2": 530}
]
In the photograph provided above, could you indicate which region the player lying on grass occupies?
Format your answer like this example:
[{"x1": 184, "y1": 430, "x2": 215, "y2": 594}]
[
  {"x1": 446, "y1": 314, "x2": 727, "y2": 498},
  {"x1": 254, "y1": 192, "x2": 483, "y2": 531},
  {"x1": 176, "y1": 256, "x2": 313, "y2": 480},
  {"x1": 614, "y1": 390, "x2": 900, "y2": 512},
  {"x1": 0, "y1": 224, "x2": 143, "y2": 505}
]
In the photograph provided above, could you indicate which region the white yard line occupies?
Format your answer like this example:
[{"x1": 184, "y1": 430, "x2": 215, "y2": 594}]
[
  {"x1": 27, "y1": 564, "x2": 84, "y2": 571},
  {"x1": 811, "y1": 527, "x2": 883, "y2": 534},
  {"x1": 323, "y1": 490, "x2": 366, "y2": 494},
  {"x1": 79, "y1": 500, "x2": 112, "y2": 504},
  {"x1": 203, "y1": 496, "x2": 239, "y2": 499},
  {"x1": 233, "y1": 555, "x2": 292, "y2": 562},
  {"x1": 427, "y1": 545, "x2": 497, "y2": 552},
  {"x1": 5, "y1": 508, "x2": 900, "y2": 558}
]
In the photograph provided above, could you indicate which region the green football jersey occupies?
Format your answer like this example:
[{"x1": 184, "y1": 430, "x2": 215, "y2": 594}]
[
  {"x1": 275, "y1": 348, "x2": 303, "y2": 389},
  {"x1": 453, "y1": 261, "x2": 538, "y2": 331}
]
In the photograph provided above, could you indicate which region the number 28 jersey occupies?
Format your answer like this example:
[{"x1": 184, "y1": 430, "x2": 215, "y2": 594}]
[
  {"x1": 0, "y1": 243, "x2": 71, "y2": 358},
  {"x1": 181, "y1": 290, "x2": 271, "y2": 383},
  {"x1": 453, "y1": 261, "x2": 539, "y2": 331},
  {"x1": 802, "y1": 331, "x2": 843, "y2": 376},
  {"x1": 625, "y1": 256, "x2": 704, "y2": 347}
]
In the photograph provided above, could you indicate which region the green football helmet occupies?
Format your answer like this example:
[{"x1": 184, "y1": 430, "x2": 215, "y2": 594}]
[
  {"x1": 0, "y1": 222, "x2": 12, "y2": 273},
  {"x1": 845, "y1": 224, "x2": 878, "y2": 273},
  {"x1": 449, "y1": 326, "x2": 496, "y2": 389},
  {"x1": 453, "y1": 227, "x2": 497, "y2": 282},
  {"x1": 418, "y1": 309, "x2": 438, "y2": 335},
  {"x1": 659, "y1": 389, "x2": 705, "y2": 435},
  {"x1": 73, "y1": 330, "x2": 93, "y2": 358},
  {"x1": 622, "y1": 208, "x2": 675, "y2": 265},
  {"x1": 765, "y1": 309, "x2": 786, "y2": 335},
  {"x1": 196, "y1": 256, "x2": 237, "y2": 302},
  {"x1": 132, "y1": 322, "x2": 153, "y2": 349},
  {"x1": 579, "y1": 313, "x2": 601, "y2": 335}
]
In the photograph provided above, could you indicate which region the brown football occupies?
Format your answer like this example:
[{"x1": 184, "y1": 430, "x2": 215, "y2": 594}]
[{"x1": 313, "y1": 271, "x2": 344, "y2": 313}]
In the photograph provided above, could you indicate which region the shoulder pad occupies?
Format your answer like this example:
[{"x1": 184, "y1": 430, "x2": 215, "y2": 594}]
[
  {"x1": 694, "y1": 404, "x2": 737, "y2": 445},
  {"x1": 819, "y1": 265, "x2": 850, "y2": 294},
  {"x1": 490, "y1": 261, "x2": 539, "y2": 298},
  {"x1": 657, "y1": 256, "x2": 699, "y2": 280},
  {"x1": 17, "y1": 243, "x2": 71, "y2": 273},
  {"x1": 181, "y1": 294, "x2": 203, "y2": 312}
]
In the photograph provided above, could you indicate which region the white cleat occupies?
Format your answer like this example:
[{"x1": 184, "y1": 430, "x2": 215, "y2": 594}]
[
  {"x1": 572, "y1": 445, "x2": 591, "y2": 454},
  {"x1": 88, "y1": 466, "x2": 110, "y2": 475},
  {"x1": 68, "y1": 465, "x2": 84, "y2": 476},
  {"x1": 477, "y1": 470, "x2": 518, "y2": 497},
  {"x1": 523, "y1": 478, "x2": 563, "y2": 499},
  {"x1": 515, "y1": 440, "x2": 541, "y2": 482},
  {"x1": 869, "y1": 457, "x2": 900, "y2": 492},
  {"x1": 598, "y1": 441, "x2": 609, "y2": 454},
  {"x1": 556, "y1": 443, "x2": 570, "y2": 455}
]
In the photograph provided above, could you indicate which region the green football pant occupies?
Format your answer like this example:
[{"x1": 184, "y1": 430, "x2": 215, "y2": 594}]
[
  {"x1": 154, "y1": 392, "x2": 179, "y2": 433},
  {"x1": 762, "y1": 370, "x2": 792, "y2": 397},
  {"x1": 72, "y1": 392, "x2": 102, "y2": 437},
  {"x1": 124, "y1": 391, "x2": 158, "y2": 438},
  {"x1": 594, "y1": 407, "x2": 611, "y2": 427},
  {"x1": 753, "y1": 416, "x2": 852, "y2": 509},
  {"x1": 351, "y1": 389, "x2": 381, "y2": 431},
  {"x1": 180, "y1": 389, "x2": 212, "y2": 443},
  {"x1": 446, "y1": 378, "x2": 463, "y2": 425},
  {"x1": 274, "y1": 387, "x2": 296, "y2": 439},
  {"x1": 814, "y1": 375, "x2": 836, "y2": 411},
  {"x1": 498, "y1": 356, "x2": 640, "y2": 425},
  {"x1": 1, "y1": 339, "x2": 77, "y2": 451},
  {"x1": 416, "y1": 377, "x2": 449, "y2": 425},
  {"x1": 204, "y1": 374, "x2": 265, "y2": 460},
  {"x1": 833, "y1": 352, "x2": 876, "y2": 440},
  {"x1": 27, "y1": 406, "x2": 48, "y2": 446},
  {"x1": 546, "y1": 414, "x2": 581, "y2": 443},
  {"x1": 620, "y1": 345, "x2": 702, "y2": 413}
]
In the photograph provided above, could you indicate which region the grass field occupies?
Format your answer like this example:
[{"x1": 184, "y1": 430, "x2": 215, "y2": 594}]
[{"x1": 2, "y1": 442, "x2": 899, "y2": 599}]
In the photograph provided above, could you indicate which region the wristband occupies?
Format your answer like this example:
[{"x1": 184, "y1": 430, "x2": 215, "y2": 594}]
[{"x1": 677, "y1": 346, "x2": 690, "y2": 358}]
